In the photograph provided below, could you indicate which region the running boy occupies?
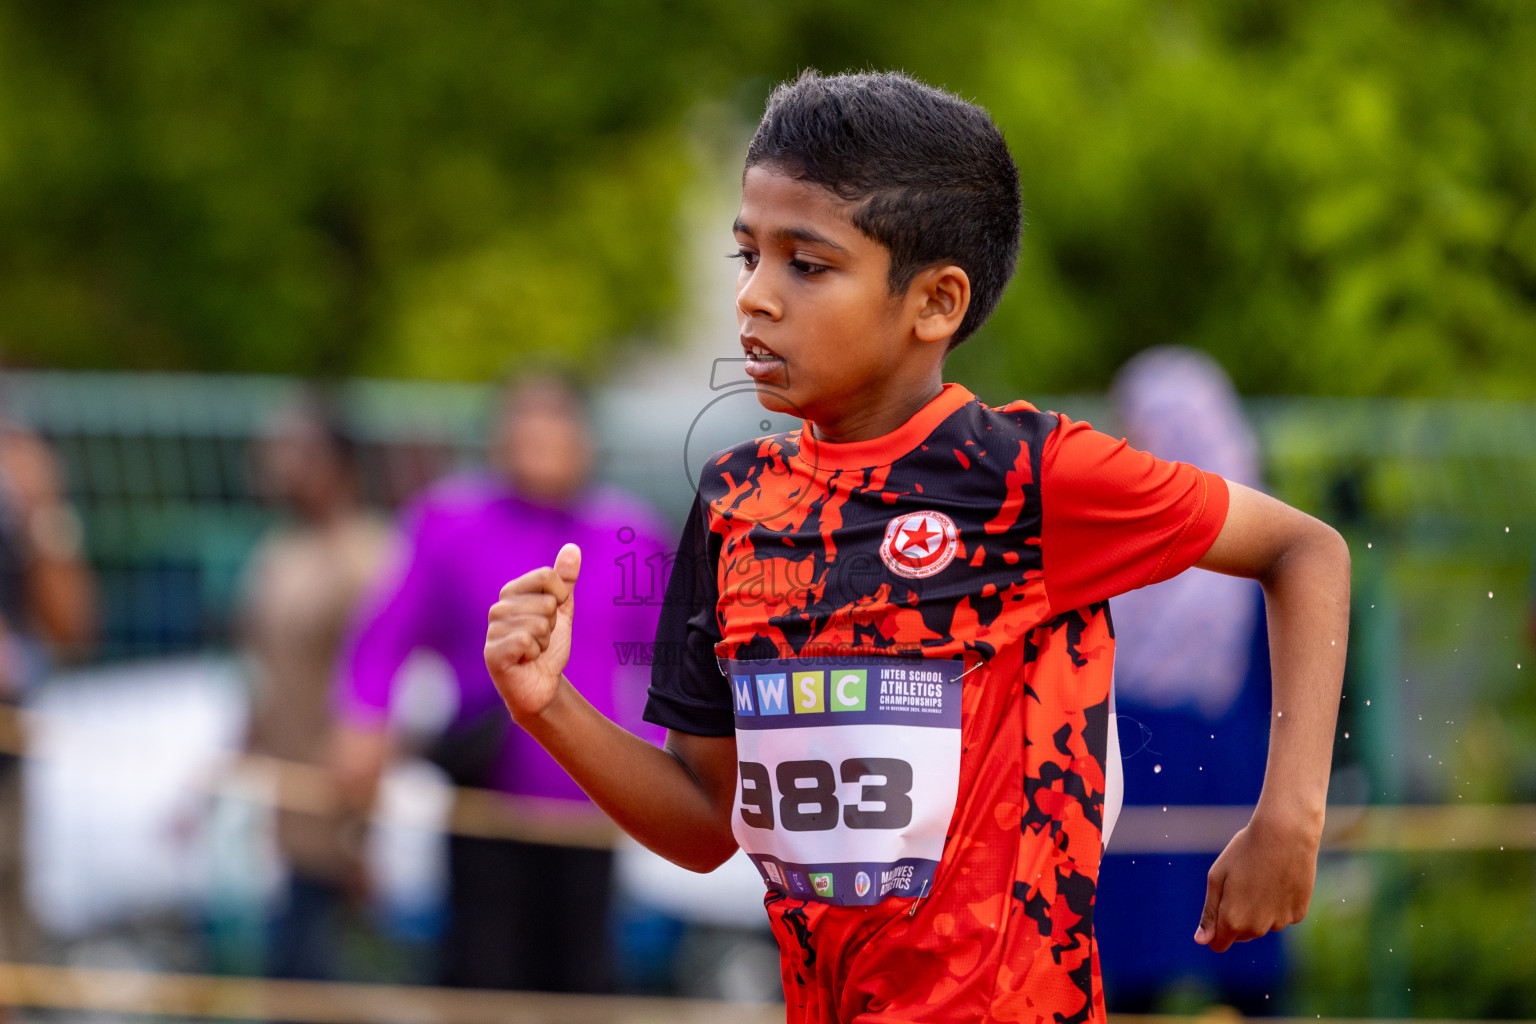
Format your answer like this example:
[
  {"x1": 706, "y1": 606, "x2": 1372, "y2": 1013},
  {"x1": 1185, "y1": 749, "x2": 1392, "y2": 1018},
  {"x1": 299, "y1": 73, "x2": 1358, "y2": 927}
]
[{"x1": 484, "y1": 70, "x2": 1349, "y2": 1023}]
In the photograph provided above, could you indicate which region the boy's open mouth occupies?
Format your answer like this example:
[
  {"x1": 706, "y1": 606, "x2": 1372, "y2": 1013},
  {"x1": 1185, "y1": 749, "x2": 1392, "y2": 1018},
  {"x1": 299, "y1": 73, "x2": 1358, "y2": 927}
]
[{"x1": 742, "y1": 339, "x2": 787, "y2": 385}]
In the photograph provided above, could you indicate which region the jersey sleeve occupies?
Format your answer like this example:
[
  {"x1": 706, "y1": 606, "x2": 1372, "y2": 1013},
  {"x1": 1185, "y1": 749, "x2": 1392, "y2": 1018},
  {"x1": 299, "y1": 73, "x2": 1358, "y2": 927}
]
[
  {"x1": 643, "y1": 496, "x2": 733, "y2": 737},
  {"x1": 1040, "y1": 414, "x2": 1230, "y2": 616}
]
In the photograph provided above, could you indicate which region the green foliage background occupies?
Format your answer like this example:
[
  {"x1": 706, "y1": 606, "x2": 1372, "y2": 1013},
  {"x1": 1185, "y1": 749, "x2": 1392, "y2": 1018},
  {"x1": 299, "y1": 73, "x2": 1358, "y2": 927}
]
[{"x1": 1, "y1": 0, "x2": 1532, "y2": 395}]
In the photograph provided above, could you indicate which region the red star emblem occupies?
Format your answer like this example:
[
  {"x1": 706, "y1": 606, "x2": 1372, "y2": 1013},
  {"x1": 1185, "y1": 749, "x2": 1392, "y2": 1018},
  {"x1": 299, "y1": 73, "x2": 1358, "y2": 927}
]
[
  {"x1": 898, "y1": 518, "x2": 938, "y2": 556},
  {"x1": 880, "y1": 509, "x2": 958, "y2": 579}
]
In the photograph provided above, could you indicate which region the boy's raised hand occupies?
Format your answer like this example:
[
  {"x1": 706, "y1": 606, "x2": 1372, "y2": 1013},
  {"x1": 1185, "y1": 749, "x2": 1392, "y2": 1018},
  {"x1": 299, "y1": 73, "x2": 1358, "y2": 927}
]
[
  {"x1": 484, "y1": 542, "x2": 580, "y2": 722},
  {"x1": 1194, "y1": 811, "x2": 1320, "y2": 952}
]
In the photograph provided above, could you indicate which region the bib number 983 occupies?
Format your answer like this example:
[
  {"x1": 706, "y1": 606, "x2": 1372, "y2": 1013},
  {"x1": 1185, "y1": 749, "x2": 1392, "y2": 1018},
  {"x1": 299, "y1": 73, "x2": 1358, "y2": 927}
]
[{"x1": 738, "y1": 757, "x2": 913, "y2": 832}]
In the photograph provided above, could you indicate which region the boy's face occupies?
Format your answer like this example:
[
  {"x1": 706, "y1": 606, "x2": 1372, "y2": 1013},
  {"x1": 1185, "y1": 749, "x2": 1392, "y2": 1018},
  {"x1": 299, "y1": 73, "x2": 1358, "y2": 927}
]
[{"x1": 733, "y1": 165, "x2": 924, "y2": 434}]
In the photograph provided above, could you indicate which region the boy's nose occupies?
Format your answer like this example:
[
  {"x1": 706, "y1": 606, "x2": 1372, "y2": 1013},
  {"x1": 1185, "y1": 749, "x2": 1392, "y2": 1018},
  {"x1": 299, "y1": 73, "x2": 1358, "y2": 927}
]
[{"x1": 735, "y1": 267, "x2": 782, "y2": 320}]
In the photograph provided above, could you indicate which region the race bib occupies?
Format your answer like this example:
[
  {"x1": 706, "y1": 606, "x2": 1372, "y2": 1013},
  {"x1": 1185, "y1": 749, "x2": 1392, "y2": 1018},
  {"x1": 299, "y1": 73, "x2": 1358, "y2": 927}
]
[{"x1": 723, "y1": 654, "x2": 965, "y2": 907}]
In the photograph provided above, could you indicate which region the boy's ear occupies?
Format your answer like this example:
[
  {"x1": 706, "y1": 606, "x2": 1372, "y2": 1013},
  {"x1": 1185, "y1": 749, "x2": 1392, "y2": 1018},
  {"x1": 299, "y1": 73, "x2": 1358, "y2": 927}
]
[{"x1": 910, "y1": 264, "x2": 971, "y2": 346}]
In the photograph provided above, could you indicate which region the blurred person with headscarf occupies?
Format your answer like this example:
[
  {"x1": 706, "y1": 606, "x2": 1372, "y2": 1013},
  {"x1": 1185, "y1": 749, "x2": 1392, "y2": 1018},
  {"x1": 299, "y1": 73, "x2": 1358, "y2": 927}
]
[
  {"x1": 238, "y1": 393, "x2": 392, "y2": 980},
  {"x1": 0, "y1": 389, "x2": 96, "y2": 969},
  {"x1": 1094, "y1": 347, "x2": 1285, "y2": 1014},
  {"x1": 331, "y1": 373, "x2": 668, "y2": 994}
]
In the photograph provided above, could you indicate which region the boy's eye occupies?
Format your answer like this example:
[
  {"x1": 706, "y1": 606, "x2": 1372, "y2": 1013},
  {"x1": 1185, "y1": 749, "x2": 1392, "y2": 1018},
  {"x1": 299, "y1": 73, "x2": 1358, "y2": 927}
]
[
  {"x1": 790, "y1": 259, "x2": 827, "y2": 276},
  {"x1": 728, "y1": 249, "x2": 759, "y2": 268}
]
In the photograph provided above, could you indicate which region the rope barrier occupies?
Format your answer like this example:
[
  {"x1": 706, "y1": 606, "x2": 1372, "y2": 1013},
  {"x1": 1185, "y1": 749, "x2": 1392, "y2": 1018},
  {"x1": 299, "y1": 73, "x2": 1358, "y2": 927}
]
[
  {"x1": 0, "y1": 962, "x2": 784, "y2": 1023},
  {"x1": 3, "y1": 703, "x2": 1534, "y2": 854},
  {"x1": 0, "y1": 702, "x2": 619, "y2": 851},
  {"x1": 1109, "y1": 803, "x2": 1536, "y2": 854},
  {"x1": 2, "y1": 962, "x2": 1532, "y2": 1024}
]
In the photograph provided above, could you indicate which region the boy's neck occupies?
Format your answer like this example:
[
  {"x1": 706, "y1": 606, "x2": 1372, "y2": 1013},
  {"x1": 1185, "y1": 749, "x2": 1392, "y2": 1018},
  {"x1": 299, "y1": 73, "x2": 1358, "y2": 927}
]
[{"x1": 807, "y1": 373, "x2": 947, "y2": 445}]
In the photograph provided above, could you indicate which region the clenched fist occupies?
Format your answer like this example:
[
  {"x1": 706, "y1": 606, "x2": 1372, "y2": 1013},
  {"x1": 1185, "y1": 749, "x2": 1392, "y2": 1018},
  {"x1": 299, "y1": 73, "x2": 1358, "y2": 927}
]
[
  {"x1": 484, "y1": 542, "x2": 580, "y2": 722},
  {"x1": 1194, "y1": 810, "x2": 1319, "y2": 952}
]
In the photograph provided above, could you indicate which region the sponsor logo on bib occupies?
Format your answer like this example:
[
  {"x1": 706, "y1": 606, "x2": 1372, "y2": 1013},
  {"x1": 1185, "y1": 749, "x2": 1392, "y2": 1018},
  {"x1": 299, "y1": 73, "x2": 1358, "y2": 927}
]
[
  {"x1": 854, "y1": 871, "x2": 872, "y2": 898},
  {"x1": 810, "y1": 873, "x2": 835, "y2": 898},
  {"x1": 764, "y1": 861, "x2": 784, "y2": 887},
  {"x1": 880, "y1": 864, "x2": 916, "y2": 897},
  {"x1": 879, "y1": 510, "x2": 959, "y2": 579}
]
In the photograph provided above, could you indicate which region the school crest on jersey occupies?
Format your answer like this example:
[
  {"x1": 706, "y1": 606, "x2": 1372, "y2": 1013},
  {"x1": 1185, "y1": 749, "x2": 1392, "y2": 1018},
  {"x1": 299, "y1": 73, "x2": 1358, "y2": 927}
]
[{"x1": 880, "y1": 510, "x2": 959, "y2": 579}]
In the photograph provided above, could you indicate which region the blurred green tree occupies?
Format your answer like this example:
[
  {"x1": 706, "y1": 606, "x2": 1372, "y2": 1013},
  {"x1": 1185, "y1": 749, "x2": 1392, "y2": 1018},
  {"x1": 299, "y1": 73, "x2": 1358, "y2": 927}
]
[
  {"x1": 941, "y1": 0, "x2": 1536, "y2": 399},
  {"x1": 0, "y1": 0, "x2": 1532, "y2": 396},
  {"x1": 0, "y1": 0, "x2": 763, "y2": 378}
]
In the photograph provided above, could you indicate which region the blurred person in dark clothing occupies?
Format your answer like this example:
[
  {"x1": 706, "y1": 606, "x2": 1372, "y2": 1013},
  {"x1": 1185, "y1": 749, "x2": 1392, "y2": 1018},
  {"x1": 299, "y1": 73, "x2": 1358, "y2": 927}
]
[
  {"x1": 239, "y1": 394, "x2": 391, "y2": 981},
  {"x1": 332, "y1": 374, "x2": 668, "y2": 993},
  {"x1": 1094, "y1": 347, "x2": 1286, "y2": 1014},
  {"x1": 0, "y1": 401, "x2": 96, "y2": 967}
]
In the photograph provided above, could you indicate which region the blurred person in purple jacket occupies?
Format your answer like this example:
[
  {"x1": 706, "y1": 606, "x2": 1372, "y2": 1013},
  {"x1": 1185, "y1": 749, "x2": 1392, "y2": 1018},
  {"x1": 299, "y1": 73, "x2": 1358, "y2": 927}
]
[{"x1": 332, "y1": 374, "x2": 668, "y2": 993}]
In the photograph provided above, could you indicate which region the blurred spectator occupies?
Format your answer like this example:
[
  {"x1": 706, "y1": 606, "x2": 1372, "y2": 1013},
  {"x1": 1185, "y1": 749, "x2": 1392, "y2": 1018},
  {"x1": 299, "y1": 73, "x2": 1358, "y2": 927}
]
[
  {"x1": 332, "y1": 374, "x2": 668, "y2": 993},
  {"x1": 1094, "y1": 347, "x2": 1285, "y2": 1013},
  {"x1": 238, "y1": 394, "x2": 391, "y2": 980},
  {"x1": 0, "y1": 398, "x2": 96, "y2": 967}
]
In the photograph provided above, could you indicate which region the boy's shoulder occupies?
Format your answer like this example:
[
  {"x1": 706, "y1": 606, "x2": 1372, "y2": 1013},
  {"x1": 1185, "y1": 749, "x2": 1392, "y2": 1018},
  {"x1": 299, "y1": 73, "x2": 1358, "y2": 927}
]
[
  {"x1": 894, "y1": 393, "x2": 1066, "y2": 474},
  {"x1": 968, "y1": 395, "x2": 1061, "y2": 435}
]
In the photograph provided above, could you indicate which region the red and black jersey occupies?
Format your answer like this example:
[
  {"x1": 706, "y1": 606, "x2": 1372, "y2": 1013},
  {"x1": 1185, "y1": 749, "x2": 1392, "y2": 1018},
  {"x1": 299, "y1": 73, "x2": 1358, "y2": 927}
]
[{"x1": 646, "y1": 383, "x2": 1227, "y2": 1023}]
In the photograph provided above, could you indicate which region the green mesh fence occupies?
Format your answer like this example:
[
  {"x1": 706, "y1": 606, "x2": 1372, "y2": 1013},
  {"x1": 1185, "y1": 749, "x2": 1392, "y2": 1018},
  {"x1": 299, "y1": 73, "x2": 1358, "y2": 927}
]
[{"x1": 5, "y1": 371, "x2": 492, "y2": 660}]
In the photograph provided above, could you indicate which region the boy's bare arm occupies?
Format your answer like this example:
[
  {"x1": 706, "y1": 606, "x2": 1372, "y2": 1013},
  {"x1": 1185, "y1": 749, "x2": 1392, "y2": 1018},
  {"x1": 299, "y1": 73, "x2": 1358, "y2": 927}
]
[
  {"x1": 1191, "y1": 481, "x2": 1350, "y2": 952},
  {"x1": 484, "y1": 543, "x2": 740, "y2": 872}
]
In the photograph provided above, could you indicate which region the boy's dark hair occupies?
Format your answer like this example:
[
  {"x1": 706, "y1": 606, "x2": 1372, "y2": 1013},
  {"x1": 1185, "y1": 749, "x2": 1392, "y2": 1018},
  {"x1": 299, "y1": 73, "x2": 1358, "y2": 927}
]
[{"x1": 745, "y1": 70, "x2": 1022, "y2": 347}]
